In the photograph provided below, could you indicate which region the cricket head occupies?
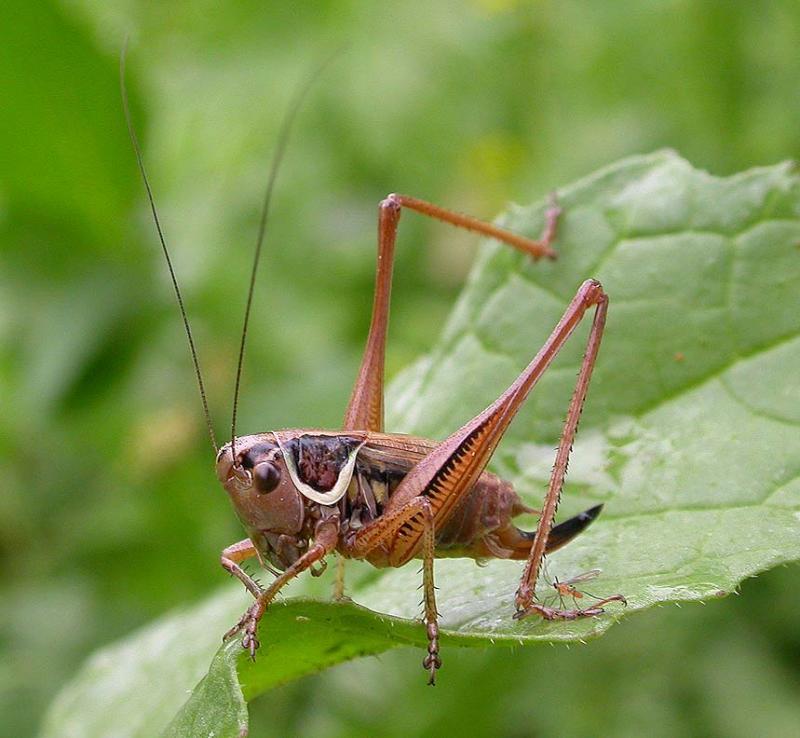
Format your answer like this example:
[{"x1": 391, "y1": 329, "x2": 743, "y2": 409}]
[{"x1": 216, "y1": 434, "x2": 305, "y2": 540}]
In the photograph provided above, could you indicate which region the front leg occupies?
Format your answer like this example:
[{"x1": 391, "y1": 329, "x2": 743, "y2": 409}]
[
  {"x1": 225, "y1": 520, "x2": 339, "y2": 658},
  {"x1": 221, "y1": 538, "x2": 263, "y2": 599}
]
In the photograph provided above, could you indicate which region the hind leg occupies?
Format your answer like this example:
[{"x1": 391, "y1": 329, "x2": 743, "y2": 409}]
[
  {"x1": 513, "y1": 288, "x2": 624, "y2": 621},
  {"x1": 343, "y1": 193, "x2": 560, "y2": 433}
]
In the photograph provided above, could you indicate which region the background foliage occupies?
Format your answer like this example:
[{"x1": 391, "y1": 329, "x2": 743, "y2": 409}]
[{"x1": 1, "y1": 2, "x2": 799, "y2": 737}]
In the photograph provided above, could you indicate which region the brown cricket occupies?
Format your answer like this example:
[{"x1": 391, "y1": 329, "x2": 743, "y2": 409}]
[{"x1": 121, "y1": 51, "x2": 624, "y2": 685}]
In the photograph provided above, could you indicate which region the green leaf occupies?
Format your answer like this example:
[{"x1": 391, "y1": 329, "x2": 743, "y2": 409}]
[
  {"x1": 162, "y1": 639, "x2": 247, "y2": 738},
  {"x1": 41, "y1": 152, "x2": 800, "y2": 737}
]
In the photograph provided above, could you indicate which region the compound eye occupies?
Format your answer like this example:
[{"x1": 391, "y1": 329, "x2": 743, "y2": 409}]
[{"x1": 253, "y1": 462, "x2": 281, "y2": 494}]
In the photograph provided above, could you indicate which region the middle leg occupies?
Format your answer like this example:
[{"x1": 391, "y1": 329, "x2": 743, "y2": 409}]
[
  {"x1": 332, "y1": 554, "x2": 347, "y2": 600},
  {"x1": 342, "y1": 496, "x2": 441, "y2": 683}
]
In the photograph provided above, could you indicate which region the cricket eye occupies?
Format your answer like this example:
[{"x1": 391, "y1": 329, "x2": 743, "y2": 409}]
[{"x1": 253, "y1": 462, "x2": 281, "y2": 494}]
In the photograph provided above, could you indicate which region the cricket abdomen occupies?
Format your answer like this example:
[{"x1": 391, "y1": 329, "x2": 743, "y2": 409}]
[{"x1": 433, "y1": 472, "x2": 537, "y2": 559}]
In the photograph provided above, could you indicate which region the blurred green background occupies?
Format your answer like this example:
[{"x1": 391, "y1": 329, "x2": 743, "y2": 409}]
[{"x1": 2, "y1": 2, "x2": 800, "y2": 736}]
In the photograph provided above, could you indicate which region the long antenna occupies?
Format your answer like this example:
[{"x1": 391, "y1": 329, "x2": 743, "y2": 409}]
[
  {"x1": 120, "y1": 42, "x2": 218, "y2": 453},
  {"x1": 229, "y1": 56, "x2": 336, "y2": 464}
]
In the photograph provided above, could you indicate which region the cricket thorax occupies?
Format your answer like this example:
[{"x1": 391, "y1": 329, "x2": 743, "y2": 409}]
[
  {"x1": 344, "y1": 445, "x2": 417, "y2": 529},
  {"x1": 280, "y1": 435, "x2": 361, "y2": 491},
  {"x1": 276, "y1": 433, "x2": 365, "y2": 505}
]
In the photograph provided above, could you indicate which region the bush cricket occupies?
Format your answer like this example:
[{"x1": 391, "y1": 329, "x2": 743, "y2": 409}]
[{"x1": 121, "y1": 51, "x2": 624, "y2": 685}]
